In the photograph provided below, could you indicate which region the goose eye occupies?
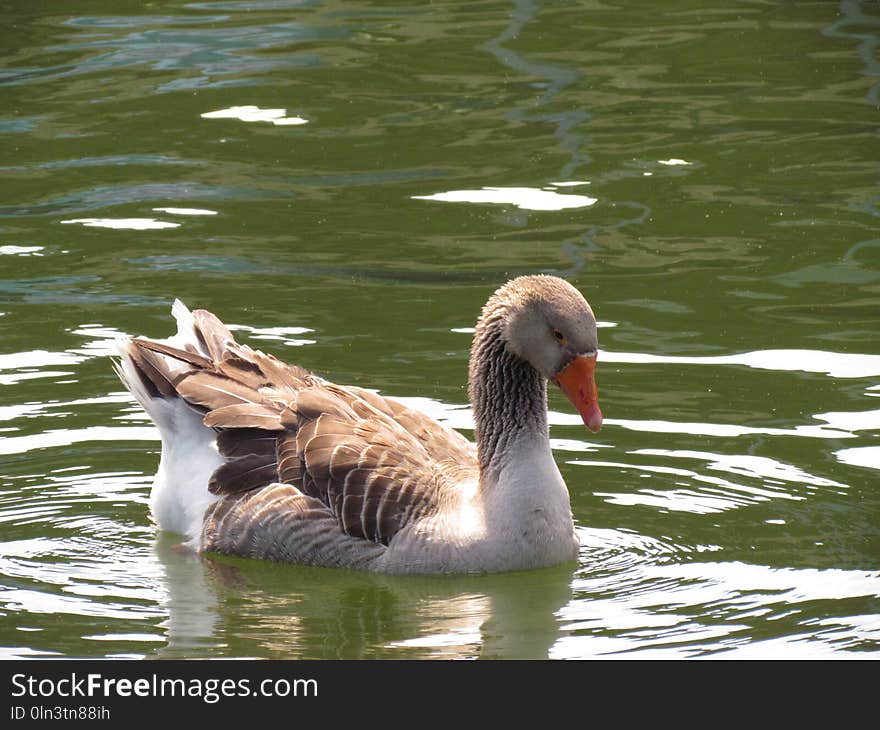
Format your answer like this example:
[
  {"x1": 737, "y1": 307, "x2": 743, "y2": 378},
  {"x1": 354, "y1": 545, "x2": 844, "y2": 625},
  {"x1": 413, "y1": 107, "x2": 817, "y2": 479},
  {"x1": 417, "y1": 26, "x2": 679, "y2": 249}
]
[{"x1": 552, "y1": 329, "x2": 566, "y2": 344}]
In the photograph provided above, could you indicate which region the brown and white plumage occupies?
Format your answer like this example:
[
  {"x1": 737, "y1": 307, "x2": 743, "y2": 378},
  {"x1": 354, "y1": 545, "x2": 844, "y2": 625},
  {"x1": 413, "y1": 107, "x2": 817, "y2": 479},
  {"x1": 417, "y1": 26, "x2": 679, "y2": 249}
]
[{"x1": 115, "y1": 275, "x2": 603, "y2": 574}]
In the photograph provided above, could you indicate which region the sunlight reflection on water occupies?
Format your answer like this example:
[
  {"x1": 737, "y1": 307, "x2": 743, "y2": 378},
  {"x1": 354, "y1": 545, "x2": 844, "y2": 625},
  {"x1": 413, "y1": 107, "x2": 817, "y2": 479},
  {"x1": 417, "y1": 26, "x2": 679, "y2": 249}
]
[
  {"x1": 60, "y1": 218, "x2": 181, "y2": 230},
  {"x1": 412, "y1": 186, "x2": 598, "y2": 211},
  {"x1": 200, "y1": 105, "x2": 308, "y2": 125}
]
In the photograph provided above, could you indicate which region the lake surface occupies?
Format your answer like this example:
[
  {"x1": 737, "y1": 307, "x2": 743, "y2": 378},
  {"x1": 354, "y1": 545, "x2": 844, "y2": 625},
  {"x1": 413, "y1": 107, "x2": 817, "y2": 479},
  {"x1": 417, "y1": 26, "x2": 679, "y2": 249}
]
[{"x1": 1, "y1": 0, "x2": 878, "y2": 659}]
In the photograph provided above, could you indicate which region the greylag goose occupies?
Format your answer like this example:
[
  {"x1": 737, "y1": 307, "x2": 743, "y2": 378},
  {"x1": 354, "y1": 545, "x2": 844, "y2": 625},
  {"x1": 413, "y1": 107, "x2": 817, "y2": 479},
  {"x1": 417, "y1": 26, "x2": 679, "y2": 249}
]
[{"x1": 115, "y1": 275, "x2": 602, "y2": 574}]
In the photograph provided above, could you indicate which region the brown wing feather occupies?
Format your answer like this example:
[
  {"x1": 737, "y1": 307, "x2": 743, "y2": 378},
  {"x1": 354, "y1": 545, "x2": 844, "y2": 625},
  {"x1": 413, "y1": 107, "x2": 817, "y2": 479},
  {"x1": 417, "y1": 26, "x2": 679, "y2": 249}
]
[
  {"x1": 203, "y1": 403, "x2": 285, "y2": 430},
  {"x1": 345, "y1": 386, "x2": 474, "y2": 463},
  {"x1": 217, "y1": 428, "x2": 277, "y2": 458},
  {"x1": 201, "y1": 483, "x2": 386, "y2": 568},
  {"x1": 208, "y1": 453, "x2": 279, "y2": 496},
  {"x1": 292, "y1": 390, "x2": 455, "y2": 545},
  {"x1": 132, "y1": 338, "x2": 213, "y2": 370},
  {"x1": 122, "y1": 343, "x2": 179, "y2": 398},
  {"x1": 191, "y1": 309, "x2": 234, "y2": 362},
  {"x1": 126, "y1": 305, "x2": 477, "y2": 550}
]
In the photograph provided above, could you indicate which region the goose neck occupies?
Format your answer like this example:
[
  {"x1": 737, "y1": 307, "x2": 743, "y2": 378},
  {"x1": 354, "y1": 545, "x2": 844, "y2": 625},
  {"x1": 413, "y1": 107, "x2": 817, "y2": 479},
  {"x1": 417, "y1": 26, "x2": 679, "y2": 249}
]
[{"x1": 468, "y1": 321, "x2": 549, "y2": 478}]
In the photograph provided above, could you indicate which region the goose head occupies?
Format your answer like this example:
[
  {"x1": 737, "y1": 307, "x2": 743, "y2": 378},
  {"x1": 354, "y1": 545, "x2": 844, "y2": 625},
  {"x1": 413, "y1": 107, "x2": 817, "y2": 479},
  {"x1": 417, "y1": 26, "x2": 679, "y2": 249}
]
[{"x1": 473, "y1": 275, "x2": 603, "y2": 433}]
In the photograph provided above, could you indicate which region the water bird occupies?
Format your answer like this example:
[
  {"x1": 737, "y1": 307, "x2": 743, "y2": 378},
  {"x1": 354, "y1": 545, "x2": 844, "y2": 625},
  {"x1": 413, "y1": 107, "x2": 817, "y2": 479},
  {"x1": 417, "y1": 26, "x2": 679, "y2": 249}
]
[{"x1": 114, "y1": 275, "x2": 603, "y2": 574}]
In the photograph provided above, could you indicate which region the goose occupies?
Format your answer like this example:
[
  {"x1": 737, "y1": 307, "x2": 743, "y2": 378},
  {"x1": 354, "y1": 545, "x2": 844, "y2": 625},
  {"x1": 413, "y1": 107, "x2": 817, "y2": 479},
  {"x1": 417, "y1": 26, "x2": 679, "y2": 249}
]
[{"x1": 114, "y1": 275, "x2": 603, "y2": 574}]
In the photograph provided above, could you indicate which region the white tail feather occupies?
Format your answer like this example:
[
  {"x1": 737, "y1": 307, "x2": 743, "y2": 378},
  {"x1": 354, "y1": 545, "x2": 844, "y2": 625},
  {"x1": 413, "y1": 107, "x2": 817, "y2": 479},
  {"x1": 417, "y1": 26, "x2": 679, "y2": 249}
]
[{"x1": 115, "y1": 304, "x2": 223, "y2": 547}]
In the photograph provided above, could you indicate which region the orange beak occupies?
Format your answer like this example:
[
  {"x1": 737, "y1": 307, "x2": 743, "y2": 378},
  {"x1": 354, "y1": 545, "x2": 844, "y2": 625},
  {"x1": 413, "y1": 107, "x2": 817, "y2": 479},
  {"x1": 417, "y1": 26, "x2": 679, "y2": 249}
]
[{"x1": 553, "y1": 354, "x2": 603, "y2": 433}]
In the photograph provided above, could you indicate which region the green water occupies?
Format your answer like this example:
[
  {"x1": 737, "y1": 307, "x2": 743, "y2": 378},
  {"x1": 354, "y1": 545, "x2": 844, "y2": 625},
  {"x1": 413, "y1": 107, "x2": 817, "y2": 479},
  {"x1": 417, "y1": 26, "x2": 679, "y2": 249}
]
[{"x1": 0, "y1": 0, "x2": 878, "y2": 659}]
